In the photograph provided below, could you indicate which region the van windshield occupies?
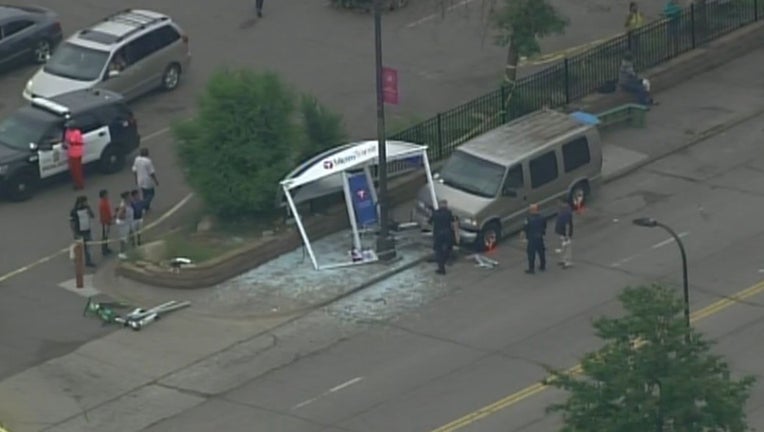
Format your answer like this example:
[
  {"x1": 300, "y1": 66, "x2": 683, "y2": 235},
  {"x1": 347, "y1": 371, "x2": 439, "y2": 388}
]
[
  {"x1": 43, "y1": 42, "x2": 109, "y2": 81},
  {"x1": 439, "y1": 150, "x2": 505, "y2": 198}
]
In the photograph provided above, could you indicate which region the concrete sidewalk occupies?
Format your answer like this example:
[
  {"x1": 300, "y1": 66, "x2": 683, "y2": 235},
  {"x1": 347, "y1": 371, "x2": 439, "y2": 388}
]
[{"x1": 3, "y1": 48, "x2": 764, "y2": 432}]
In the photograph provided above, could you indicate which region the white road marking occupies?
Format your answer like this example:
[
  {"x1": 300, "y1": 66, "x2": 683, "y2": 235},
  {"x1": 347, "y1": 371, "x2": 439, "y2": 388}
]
[
  {"x1": 406, "y1": 0, "x2": 478, "y2": 28},
  {"x1": 611, "y1": 256, "x2": 638, "y2": 267},
  {"x1": 329, "y1": 376, "x2": 364, "y2": 393},
  {"x1": 142, "y1": 127, "x2": 171, "y2": 142},
  {"x1": 291, "y1": 398, "x2": 317, "y2": 410},
  {"x1": 651, "y1": 232, "x2": 689, "y2": 249},
  {"x1": 611, "y1": 232, "x2": 690, "y2": 267},
  {"x1": 291, "y1": 376, "x2": 365, "y2": 411}
]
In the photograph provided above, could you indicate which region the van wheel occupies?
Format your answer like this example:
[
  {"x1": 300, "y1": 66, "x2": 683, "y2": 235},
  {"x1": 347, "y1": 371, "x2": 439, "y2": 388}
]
[
  {"x1": 570, "y1": 181, "x2": 590, "y2": 211},
  {"x1": 161, "y1": 64, "x2": 181, "y2": 91},
  {"x1": 6, "y1": 171, "x2": 37, "y2": 201},
  {"x1": 477, "y1": 221, "x2": 501, "y2": 252},
  {"x1": 99, "y1": 145, "x2": 125, "y2": 174},
  {"x1": 32, "y1": 39, "x2": 51, "y2": 64}
]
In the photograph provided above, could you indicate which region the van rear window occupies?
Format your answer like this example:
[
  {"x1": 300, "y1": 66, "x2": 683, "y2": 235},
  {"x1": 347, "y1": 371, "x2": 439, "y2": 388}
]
[{"x1": 562, "y1": 137, "x2": 591, "y2": 173}]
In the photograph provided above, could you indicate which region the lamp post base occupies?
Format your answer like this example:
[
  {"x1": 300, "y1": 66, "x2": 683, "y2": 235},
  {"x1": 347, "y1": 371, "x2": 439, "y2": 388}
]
[{"x1": 376, "y1": 235, "x2": 396, "y2": 261}]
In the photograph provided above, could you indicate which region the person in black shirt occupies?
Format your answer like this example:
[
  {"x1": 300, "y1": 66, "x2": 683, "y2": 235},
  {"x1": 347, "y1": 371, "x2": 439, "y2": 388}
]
[
  {"x1": 523, "y1": 203, "x2": 547, "y2": 274},
  {"x1": 69, "y1": 195, "x2": 96, "y2": 268},
  {"x1": 429, "y1": 199, "x2": 456, "y2": 275}
]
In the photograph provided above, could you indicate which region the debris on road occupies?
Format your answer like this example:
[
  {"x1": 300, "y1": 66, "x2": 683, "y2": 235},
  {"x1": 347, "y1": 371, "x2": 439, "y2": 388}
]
[{"x1": 84, "y1": 297, "x2": 190, "y2": 331}]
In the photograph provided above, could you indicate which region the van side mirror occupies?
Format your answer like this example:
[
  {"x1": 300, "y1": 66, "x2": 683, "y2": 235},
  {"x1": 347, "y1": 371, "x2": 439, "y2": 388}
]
[{"x1": 503, "y1": 188, "x2": 518, "y2": 197}]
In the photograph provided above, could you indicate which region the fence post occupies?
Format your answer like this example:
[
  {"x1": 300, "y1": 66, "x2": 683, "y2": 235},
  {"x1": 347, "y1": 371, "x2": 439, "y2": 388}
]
[
  {"x1": 436, "y1": 113, "x2": 443, "y2": 160},
  {"x1": 756, "y1": 0, "x2": 759, "y2": 21},
  {"x1": 563, "y1": 58, "x2": 570, "y2": 105},
  {"x1": 500, "y1": 85, "x2": 508, "y2": 123},
  {"x1": 690, "y1": 3, "x2": 696, "y2": 49}
]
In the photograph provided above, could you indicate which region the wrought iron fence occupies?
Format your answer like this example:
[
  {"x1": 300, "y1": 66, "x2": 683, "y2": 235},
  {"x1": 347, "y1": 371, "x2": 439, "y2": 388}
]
[{"x1": 388, "y1": 0, "x2": 762, "y2": 171}]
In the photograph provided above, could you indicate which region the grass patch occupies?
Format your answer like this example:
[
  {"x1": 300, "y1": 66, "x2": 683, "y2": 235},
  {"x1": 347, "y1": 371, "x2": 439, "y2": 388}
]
[{"x1": 128, "y1": 214, "x2": 283, "y2": 265}]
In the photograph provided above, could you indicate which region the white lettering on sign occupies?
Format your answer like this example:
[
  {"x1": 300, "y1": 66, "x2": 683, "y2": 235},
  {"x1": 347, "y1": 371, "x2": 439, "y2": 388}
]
[{"x1": 322, "y1": 143, "x2": 377, "y2": 170}]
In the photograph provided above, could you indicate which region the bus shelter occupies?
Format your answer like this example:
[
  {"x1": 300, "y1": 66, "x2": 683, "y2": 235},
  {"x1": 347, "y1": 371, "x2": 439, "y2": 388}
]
[{"x1": 279, "y1": 140, "x2": 438, "y2": 270}]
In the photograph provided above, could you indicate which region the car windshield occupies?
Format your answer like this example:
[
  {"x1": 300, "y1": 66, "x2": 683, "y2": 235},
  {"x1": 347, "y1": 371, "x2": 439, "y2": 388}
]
[
  {"x1": 0, "y1": 112, "x2": 49, "y2": 151},
  {"x1": 439, "y1": 150, "x2": 506, "y2": 198},
  {"x1": 43, "y1": 42, "x2": 109, "y2": 81}
]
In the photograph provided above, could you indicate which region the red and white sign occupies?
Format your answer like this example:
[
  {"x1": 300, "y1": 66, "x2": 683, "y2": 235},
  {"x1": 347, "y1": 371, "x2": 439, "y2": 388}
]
[{"x1": 382, "y1": 67, "x2": 398, "y2": 105}]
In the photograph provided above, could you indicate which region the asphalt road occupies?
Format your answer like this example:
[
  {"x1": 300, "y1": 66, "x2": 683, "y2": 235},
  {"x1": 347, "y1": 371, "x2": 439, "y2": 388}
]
[
  {"x1": 0, "y1": 0, "x2": 676, "y2": 381},
  {"x1": 141, "y1": 113, "x2": 764, "y2": 431}
]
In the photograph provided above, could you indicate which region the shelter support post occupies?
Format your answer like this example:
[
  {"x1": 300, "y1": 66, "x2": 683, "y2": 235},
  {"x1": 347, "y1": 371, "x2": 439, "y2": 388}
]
[
  {"x1": 422, "y1": 153, "x2": 439, "y2": 210},
  {"x1": 341, "y1": 171, "x2": 363, "y2": 251},
  {"x1": 282, "y1": 184, "x2": 320, "y2": 270},
  {"x1": 363, "y1": 165, "x2": 379, "y2": 220}
]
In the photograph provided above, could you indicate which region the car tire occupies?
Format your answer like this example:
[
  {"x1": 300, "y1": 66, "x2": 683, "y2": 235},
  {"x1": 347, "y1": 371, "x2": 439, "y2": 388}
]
[
  {"x1": 477, "y1": 220, "x2": 501, "y2": 252},
  {"x1": 32, "y1": 39, "x2": 52, "y2": 64},
  {"x1": 6, "y1": 171, "x2": 37, "y2": 202},
  {"x1": 569, "y1": 181, "x2": 590, "y2": 211},
  {"x1": 161, "y1": 64, "x2": 182, "y2": 91},
  {"x1": 99, "y1": 144, "x2": 125, "y2": 174}
]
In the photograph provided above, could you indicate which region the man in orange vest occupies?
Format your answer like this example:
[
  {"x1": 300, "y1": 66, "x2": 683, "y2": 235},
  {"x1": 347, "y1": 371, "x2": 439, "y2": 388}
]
[{"x1": 65, "y1": 122, "x2": 85, "y2": 190}]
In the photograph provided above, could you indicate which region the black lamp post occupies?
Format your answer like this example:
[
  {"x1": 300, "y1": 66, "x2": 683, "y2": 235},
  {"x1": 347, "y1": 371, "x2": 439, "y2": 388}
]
[
  {"x1": 373, "y1": 0, "x2": 395, "y2": 260},
  {"x1": 633, "y1": 217, "x2": 690, "y2": 341}
]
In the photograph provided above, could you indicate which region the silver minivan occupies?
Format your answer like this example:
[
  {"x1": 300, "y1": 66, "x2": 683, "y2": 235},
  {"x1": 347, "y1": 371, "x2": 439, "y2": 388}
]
[
  {"x1": 23, "y1": 9, "x2": 190, "y2": 102},
  {"x1": 414, "y1": 109, "x2": 603, "y2": 250}
]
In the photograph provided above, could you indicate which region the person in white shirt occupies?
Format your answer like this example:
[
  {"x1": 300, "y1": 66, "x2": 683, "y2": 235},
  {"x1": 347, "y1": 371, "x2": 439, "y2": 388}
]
[
  {"x1": 132, "y1": 148, "x2": 159, "y2": 212},
  {"x1": 115, "y1": 191, "x2": 134, "y2": 260}
]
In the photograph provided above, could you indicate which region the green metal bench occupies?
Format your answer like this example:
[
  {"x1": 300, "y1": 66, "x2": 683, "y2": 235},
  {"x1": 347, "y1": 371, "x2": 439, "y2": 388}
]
[{"x1": 596, "y1": 103, "x2": 648, "y2": 129}]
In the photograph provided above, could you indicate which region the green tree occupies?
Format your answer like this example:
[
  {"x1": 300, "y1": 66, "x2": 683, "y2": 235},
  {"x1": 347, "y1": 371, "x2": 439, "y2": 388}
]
[
  {"x1": 174, "y1": 69, "x2": 346, "y2": 219},
  {"x1": 297, "y1": 94, "x2": 346, "y2": 164},
  {"x1": 547, "y1": 284, "x2": 755, "y2": 432},
  {"x1": 491, "y1": 0, "x2": 568, "y2": 87}
]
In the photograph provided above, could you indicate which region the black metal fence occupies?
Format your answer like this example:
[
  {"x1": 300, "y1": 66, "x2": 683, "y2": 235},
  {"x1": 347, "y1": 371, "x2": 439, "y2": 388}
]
[{"x1": 389, "y1": 0, "x2": 763, "y2": 167}]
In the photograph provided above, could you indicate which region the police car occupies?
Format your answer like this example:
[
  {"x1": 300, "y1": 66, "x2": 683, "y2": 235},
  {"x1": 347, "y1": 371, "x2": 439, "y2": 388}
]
[{"x1": 0, "y1": 88, "x2": 139, "y2": 201}]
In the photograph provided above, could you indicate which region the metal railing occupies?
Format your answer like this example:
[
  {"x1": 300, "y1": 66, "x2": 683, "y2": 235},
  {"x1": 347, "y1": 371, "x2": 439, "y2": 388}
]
[{"x1": 388, "y1": 0, "x2": 762, "y2": 172}]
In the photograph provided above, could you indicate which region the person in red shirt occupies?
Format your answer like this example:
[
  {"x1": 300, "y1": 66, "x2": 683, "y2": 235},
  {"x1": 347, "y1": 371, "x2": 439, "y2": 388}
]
[
  {"x1": 98, "y1": 189, "x2": 113, "y2": 256},
  {"x1": 65, "y1": 123, "x2": 85, "y2": 190}
]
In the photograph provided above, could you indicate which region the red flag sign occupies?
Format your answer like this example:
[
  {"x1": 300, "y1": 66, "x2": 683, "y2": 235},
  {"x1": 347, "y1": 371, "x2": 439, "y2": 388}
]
[{"x1": 382, "y1": 67, "x2": 399, "y2": 105}]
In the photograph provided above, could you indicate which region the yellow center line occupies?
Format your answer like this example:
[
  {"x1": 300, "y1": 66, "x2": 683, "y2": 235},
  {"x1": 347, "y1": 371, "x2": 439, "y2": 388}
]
[{"x1": 431, "y1": 279, "x2": 764, "y2": 432}]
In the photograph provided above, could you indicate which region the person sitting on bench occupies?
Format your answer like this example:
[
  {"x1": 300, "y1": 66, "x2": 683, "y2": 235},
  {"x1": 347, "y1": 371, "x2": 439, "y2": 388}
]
[{"x1": 618, "y1": 53, "x2": 655, "y2": 106}]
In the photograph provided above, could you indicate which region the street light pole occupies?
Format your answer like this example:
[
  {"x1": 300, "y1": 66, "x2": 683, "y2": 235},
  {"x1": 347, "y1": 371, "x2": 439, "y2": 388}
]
[
  {"x1": 633, "y1": 218, "x2": 690, "y2": 342},
  {"x1": 374, "y1": 0, "x2": 395, "y2": 260}
]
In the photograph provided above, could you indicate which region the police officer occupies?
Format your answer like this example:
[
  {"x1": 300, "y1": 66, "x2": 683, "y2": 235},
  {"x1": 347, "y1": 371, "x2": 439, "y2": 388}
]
[
  {"x1": 524, "y1": 203, "x2": 547, "y2": 274},
  {"x1": 430, "y1": 199, "x2": 455, "y2": 275}
]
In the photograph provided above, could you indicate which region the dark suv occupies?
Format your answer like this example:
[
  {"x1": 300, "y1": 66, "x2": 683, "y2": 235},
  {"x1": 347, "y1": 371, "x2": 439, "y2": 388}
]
[{"x1": 0, "y1": 88, "x2": 140, "y2": 201}]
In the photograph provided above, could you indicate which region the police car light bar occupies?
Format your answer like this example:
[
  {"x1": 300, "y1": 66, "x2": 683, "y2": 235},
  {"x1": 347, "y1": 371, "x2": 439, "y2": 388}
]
[{"x1": 31, "y1": 98, "x2": 70, "y2": 117}]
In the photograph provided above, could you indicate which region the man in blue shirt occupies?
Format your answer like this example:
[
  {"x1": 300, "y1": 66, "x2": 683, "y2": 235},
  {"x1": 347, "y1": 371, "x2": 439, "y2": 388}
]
[
  {"x1": 524, "y1": 204, "x2": 547, "y2": 274},
  {"x1": 130, "y1": 190, "x2": 146, "y2": 247}
]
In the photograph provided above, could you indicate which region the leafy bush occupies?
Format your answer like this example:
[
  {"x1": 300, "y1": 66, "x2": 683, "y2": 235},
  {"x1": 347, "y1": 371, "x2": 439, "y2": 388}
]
[
  {"x1": 174, "y1": 69, "x2": 346, "y2": 220},
  {"x1": 297, "y1": 94, "x2": 346, "y2": 164}
]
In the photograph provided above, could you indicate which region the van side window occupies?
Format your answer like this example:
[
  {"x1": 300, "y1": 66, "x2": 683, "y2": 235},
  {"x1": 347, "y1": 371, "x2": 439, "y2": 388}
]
[
  {"x1": 562, "y1": 137, "x2": 591, "y2": 173},
  {"x1": 124, "y1": 33, "x2": 158, "y2": 64},
  {"x1": 529, "y1": 151, "x2": 558, "y2": 188},
  {"x1": 153, "y1": 25, "x2": 181, "y2": 49},
  {"x1": 503, "y1": 165, "x2": 524, "y2": 192}
]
